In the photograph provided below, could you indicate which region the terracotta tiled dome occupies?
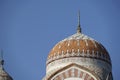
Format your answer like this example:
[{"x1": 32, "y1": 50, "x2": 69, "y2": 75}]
[
  {"x1": 44, "y1": 14, "x2": 113, "y2": 80},
  {"x1": 47, "y1": 27, "x2": 111, "y2": 65}
]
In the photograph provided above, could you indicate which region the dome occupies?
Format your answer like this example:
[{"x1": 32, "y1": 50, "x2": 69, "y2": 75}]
[
  {"x1": 0, "y1": 67, "x2": 13, "y2": 80},
  {"x1": 47, "y1": 30, "x2": 111, "y2": 65},
  {"x1": 44, "y1": 14, "x2": 113, "y2": 80},
  {"x1": 0, "y1": 50, "x2": 13, "y2": 80},
  {"x1": 45, "y1": 27, "x2": 112, "y2": 79}
]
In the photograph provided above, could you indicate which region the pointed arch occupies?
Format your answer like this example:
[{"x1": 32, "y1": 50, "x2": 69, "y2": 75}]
[{"x1": 47, "y1": 63, "x2": 100, "y2": 80}]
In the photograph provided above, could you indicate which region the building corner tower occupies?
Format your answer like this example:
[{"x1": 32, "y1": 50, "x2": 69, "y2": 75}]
[
  {"x1": 43, "y1": 13, "x2": 113, "y2": 80},
  {"x1": 0, "y1": 50, "x2": 13, "y2": 80}
]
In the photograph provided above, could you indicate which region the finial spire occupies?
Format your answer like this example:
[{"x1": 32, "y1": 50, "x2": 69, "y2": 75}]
[
  {"x1": 0, "y1": 49, "x2": 4, "y2": 67},
  {"x1": 77, "y1": 11, "x2": 82, "y2": 33}
]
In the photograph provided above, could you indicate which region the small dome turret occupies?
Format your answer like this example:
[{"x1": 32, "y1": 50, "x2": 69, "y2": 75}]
[{"x1": 0, "y1": 50, "x2": 13, "y2": 80}]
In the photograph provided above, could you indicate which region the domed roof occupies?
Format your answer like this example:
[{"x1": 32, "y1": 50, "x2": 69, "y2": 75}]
[
  {"x1": 47, "y1": 26, "x2": 111, "y2": 65},
  {"x1": 44, "y1": 13, "x2": 113, "y2": 80},
  {"x1": 0, "y1": 67, "x2": 13, "y2": 80},
  {"x1": 0, "y1": 50, "x2": 13, "y2": 80}
]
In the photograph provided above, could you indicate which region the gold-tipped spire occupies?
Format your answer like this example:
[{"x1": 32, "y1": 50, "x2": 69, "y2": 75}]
[{"x1": 77, "y1": 11, "x2": 82, "y2": 33}]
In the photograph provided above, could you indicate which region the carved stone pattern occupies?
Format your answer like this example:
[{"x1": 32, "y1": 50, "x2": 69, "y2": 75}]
[
  {"x1": 51, "y1": 68, "x2": 95, "y2": 80},
  {"x1": 46, "y1": 57, "x2": 111, "y2": 80}
]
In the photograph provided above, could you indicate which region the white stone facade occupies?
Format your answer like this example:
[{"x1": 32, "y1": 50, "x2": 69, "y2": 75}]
[{"x1": 46, "y1": 57, "x2": 111, "y2": 80}]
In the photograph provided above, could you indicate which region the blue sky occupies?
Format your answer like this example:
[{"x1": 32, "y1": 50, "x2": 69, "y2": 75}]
[{"x1": 0, "y1": 0, "x2": 120, "y2": 80}]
